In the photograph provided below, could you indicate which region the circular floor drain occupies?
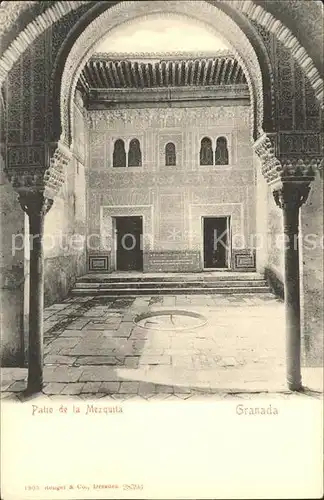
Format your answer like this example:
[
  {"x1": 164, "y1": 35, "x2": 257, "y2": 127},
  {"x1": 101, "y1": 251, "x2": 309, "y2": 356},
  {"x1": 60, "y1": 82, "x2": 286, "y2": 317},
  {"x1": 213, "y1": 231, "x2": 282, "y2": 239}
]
[{"x1": 134, "y1": 309, "x2": 207, "y2": 331}]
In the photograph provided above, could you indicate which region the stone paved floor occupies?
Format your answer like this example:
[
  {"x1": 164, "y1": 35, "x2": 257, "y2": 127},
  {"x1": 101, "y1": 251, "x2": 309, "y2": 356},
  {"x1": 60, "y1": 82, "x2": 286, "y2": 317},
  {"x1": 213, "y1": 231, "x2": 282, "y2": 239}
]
[{"x1": 1, "y1": 293, "x2": 323, "y2": 401}]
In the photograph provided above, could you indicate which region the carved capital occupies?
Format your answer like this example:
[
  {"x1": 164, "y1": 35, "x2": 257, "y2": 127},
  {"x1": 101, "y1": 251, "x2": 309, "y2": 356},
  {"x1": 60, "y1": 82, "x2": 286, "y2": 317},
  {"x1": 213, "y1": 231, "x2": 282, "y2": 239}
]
[
  {"x1": 254, "y1": 133, "x2": 319, "y2": 185},
  {"x1": 4, "y1": 142, "x2": 71, "y2": 201},
  {"x1": 4, "y1": 165, "x2": 47, "y2": 193},
  {"x1": 273, "y1": 183, "x2": 311, "y2": 211},
  {"x1": 18, "y1": 191, "x2": 53, "y2": 217}
]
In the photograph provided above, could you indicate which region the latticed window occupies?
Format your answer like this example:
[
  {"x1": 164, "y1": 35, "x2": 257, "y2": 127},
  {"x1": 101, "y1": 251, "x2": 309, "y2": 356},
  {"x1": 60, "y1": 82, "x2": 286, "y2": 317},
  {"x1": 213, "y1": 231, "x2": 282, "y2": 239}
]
[
  {"x1": 200, "y1": 137, "x2": 213, "y2": 165},
  {"x1": 128, "y1": 138, "x2": 142, "y2": 167},
  {"x1": 165, "y1": 142, "x2": 176, "y2": 166},
  {"x1": 113, "y1": 139, "x2": 126, "y2": 168},
  {"x1": 215, "y1": 136, "x2": 229, "y2": 165}
]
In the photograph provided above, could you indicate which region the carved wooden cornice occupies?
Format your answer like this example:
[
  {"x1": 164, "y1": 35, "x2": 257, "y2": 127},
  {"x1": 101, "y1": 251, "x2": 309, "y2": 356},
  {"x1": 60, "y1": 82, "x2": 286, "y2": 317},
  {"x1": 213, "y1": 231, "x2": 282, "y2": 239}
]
[
  {"x1": 254, "y1": 132, "x2": 322, "y2": 186},
  {"x1": 86, "y1": 84, "x2": 250, "y2": 109},
  {"x1": 79, "y1": 55, "x2": 246, "y2": 93}
]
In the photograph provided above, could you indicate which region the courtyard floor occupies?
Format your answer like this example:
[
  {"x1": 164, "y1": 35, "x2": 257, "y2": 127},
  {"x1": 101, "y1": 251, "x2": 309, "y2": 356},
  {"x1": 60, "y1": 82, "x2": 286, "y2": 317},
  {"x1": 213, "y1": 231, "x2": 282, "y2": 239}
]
[{"x1": 1, "y1": 293, "x2": 323, "y2": 401}]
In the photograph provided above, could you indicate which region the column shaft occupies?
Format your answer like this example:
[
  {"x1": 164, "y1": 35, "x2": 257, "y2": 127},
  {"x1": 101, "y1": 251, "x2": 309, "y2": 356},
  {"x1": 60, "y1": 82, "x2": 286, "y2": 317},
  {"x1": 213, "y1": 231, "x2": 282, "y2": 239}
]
[
  {"x1": 27, "y1": 209, "x2": 45, "y2": 392},
  {"x1": 282, "y1": 205, "x2": 302, "y2": 390}
]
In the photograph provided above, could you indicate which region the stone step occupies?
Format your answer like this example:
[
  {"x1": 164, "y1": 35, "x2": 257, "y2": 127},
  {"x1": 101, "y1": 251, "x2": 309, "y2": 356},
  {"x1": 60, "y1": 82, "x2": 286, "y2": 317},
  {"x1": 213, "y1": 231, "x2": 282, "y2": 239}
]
[
  {"x1": 71, "y1": 285, "x2": 271, "y2": 296},
  {"x1": 73, "y1": 280, "x2": 268, "y2": 289},
  {"x1": 78, "y1": 273, "x2": 264, "y2": 283}
]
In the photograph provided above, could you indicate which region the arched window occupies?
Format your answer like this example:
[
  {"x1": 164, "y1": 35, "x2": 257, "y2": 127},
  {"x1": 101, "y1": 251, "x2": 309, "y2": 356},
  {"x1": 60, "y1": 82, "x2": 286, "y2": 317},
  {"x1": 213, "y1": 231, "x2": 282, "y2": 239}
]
[
  {"x1": 200, "y1": 137, "x2": 213, "y2": 165},
  {"x1": 113, "y1": 139, "x2": 126, "y2": 168},
  {"x1": 215, "y1": 136, "x2": 229, "y2": 165},
  {"x1": 165, "y1": 142, "x2": 176, "y2": 166},
  {"x1": 128, "y1": 138, "x2": 142, "y2": 167}
]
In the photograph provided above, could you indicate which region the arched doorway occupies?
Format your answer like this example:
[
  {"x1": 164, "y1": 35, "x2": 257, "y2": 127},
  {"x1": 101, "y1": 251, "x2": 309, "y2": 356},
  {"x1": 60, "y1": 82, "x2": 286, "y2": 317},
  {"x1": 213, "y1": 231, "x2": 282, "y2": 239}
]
[{"x1": 0, "y1": 1, "x2": 322, "y2": 395}]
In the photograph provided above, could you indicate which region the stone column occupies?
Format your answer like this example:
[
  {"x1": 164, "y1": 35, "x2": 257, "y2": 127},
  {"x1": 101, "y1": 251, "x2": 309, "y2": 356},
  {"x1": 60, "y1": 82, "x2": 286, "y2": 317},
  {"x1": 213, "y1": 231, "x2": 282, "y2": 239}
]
[
  {"x1": 18, "y1": 192, "x2": 53, "y2": 392},
  {"x1": 273, "y1": 183, "x2": 311, "y2": 390},
  {"x1": 254, "y1": 133, "x2": 318, "y2": 391},
  {"x1": 4, "y1": 143, "x2": 69, "y2": 393}
]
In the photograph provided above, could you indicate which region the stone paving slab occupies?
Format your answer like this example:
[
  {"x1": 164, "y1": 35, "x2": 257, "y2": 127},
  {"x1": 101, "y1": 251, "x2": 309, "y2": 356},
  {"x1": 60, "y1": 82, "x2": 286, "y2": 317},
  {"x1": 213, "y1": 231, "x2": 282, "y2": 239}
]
[{"x1": 1, "y1": 294, "x2": 323, "y2": 399}]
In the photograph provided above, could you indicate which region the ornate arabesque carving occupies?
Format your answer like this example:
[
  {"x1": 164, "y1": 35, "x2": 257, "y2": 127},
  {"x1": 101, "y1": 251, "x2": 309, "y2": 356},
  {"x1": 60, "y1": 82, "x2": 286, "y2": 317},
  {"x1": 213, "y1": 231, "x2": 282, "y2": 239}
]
[
  {"x1": 0, "y1": 1, "x2": 88, "y2": 84},
  {"x1": 88, "y1": 106, "x2": 251, "y2": 131},
  {"x1": 60, "y1": 1, "x2": 262, "y2": 146},
  {"x1": 0, "y1": 1, "x2": 37, "y2": 39},
  {"x1": 232, "y1": 0, "x2": 323, "y2": 103},
  {"x1": 253, "y1": 133, "x2": 282, "y2": 183},
  {"x1": 0, "y1": 0, "x2": 322, "y2": 118},
  {"x1": 4, "y1": 142, "x2": 70, "y2": 202},
  {"x1": 43, "y1": 145, "x2": 71, "y2": 199},
  {"x1": 5, "y1": 166, "x2": 46, "y2": 192},
  {"x1": 253, "y1": 133, "x2": 320, "y2": 184}
]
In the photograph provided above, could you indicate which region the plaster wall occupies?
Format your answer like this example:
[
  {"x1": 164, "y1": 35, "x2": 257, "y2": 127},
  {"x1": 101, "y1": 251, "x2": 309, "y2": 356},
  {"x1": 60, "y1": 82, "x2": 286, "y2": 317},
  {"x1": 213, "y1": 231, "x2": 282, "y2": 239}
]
[
  {"x1": 88, "y1": 104, "x2": 257, "y2": 271},
  {"x1": 300, "y1": 173, "x2": 324, "y2": 366}
]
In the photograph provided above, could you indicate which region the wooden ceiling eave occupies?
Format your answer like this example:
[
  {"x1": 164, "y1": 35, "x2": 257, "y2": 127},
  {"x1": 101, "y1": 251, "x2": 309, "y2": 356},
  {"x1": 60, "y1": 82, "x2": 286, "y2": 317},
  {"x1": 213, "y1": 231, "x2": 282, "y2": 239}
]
[{"x1": 79, "y1": 56, "x2": 247, "y2": 91}]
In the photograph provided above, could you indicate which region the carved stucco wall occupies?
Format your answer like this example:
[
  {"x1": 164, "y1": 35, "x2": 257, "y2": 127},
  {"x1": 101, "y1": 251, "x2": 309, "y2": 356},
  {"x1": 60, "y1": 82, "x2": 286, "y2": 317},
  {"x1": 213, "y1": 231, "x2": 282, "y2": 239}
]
[
  {"x1": 1, "y1": 0, "x2": 322, "y2": 110},
  {"x1": 0, "y1": 154, "x2": 25, "y2": 366},
  {"x1": 252, "y1": 22, "x2": 322, "y2": 133},
  {"x1": 41, "y1": 95, "x2": 88, "y2": 307},
  {"x1": 88, "y1": 105, "x2": 256, "y2": 270},
  {"x1": 1, "y1": 2, "x2": 93, "y2": 154}
]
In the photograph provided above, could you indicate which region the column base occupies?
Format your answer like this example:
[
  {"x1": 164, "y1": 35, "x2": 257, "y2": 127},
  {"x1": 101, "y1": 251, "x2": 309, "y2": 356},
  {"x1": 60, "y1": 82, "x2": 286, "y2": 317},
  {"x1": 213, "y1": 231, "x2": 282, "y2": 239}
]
[
  {"x1": 287, "y1": 380, "x2": 303, "y2": 392},
  {"x1": 27, "y1": 375, "x2": 44, "y2": 394}
]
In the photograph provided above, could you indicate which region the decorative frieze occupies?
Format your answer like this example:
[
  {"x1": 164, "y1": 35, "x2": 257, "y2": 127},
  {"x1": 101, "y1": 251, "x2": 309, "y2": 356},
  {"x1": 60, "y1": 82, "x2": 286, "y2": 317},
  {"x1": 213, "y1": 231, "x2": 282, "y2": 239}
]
[
  {"x1": 279, "y1": 133, "x2": 322, "y2": 155},
  {"x1": 87, "y1": 106, "x2": 251, "y2": 131},
  {"x1": 7, "y1": 145, "x2": 45, "y2": 168}
]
